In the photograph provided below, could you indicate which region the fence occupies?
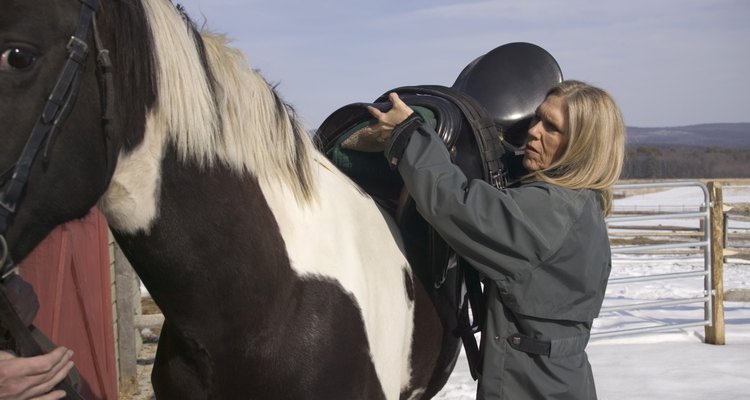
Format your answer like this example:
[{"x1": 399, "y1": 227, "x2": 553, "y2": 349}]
[{"x1": 592, "y1": 181, "x2": 725, "y2": 344}]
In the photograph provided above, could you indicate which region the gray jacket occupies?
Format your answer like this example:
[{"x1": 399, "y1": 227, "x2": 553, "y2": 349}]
[{"x1": 386, "y1": 116, "x2": 611, "y2": 399}]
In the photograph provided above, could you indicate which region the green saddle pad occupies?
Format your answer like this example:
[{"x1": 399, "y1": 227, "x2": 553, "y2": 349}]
[{"x1": 326, "y1": 106, "x2": 437, "y2": 189}]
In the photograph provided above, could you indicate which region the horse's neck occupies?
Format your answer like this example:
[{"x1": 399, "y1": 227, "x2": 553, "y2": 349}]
[{"x1": 101, "y1": 142, "x2": 296, "y2": 327}]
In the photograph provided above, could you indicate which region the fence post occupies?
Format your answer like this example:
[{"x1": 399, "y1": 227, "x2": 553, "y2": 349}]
[
  {"x1": 705, "y1": 181, "x2": 725, "y2": 345},
  {"x1": 114, "y1": 242, "x2": 139, "y2": 394}
]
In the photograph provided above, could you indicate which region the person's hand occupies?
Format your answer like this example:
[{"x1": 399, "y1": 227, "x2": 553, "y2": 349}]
[
  {"x1": 341, "y1": 92, "x2": 415, "y2": 152},
  {"x1": 0, "y1": 347, "x2": 74, "y2": 400}
]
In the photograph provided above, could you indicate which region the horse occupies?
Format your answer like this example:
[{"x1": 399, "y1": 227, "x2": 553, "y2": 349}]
[{"x1": 0, "y1": 0, "x2": 461, "y2": 398}]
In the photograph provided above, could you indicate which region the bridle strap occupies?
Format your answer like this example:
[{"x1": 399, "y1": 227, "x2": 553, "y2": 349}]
[
  {"x1": 0, "y1": 1, "x2": 106, "y2": 398},
  {"x1": 0, "y1": 0, "x2": 104, "y2": 236},
  {"x1": 92, "y1": 13, "x2": 118, "y2": 185}
]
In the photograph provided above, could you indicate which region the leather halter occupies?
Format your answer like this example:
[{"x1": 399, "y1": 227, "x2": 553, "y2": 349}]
[{"x1": 0, "y1": 0, "x2": 115, "y2": 277}]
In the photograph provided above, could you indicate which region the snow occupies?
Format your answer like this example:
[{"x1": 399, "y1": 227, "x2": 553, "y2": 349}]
[{"x1": 436, "y1": 183, "x2": 750, "y2": 399}]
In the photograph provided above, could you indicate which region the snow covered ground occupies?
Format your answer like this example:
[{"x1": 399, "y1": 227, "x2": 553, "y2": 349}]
[{"x1": 436, "y1": 182, "x2": 750, "y2": 399}]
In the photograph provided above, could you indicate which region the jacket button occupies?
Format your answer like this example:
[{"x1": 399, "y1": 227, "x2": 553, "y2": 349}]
[{"x1": 494, "y1": 335, "x2": 500, "y2": 341}]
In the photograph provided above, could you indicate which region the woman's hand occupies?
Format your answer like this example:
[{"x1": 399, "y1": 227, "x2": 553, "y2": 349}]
[
  {"x1": 341, "y1": 92, "x2": 415, "y2": 152},
  {"x1": 0, "y1": 347, "x2": 74, "y2": 400}
]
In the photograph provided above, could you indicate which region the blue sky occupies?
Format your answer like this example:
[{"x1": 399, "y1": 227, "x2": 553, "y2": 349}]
[{"x1": 178, "y1": 0, "x2": 749, "y2": 129}]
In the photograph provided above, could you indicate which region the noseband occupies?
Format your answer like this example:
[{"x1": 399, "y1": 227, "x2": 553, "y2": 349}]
[{"x1": 0, "y1": 0, "x2": 115, "y2": 277}]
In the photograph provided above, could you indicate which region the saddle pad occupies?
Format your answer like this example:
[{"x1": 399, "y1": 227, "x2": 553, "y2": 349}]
[{"x1": 326, "y1": 105, "x2": 437, "y2": 183}]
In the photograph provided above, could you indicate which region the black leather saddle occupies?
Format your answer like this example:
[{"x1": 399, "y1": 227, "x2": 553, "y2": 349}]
[
  {"x1": 315, "y1": 42, "x2": 563, "y2": 286},
  {"x1": 315, "y1": 85, "x2": 518, "y2": 210}
]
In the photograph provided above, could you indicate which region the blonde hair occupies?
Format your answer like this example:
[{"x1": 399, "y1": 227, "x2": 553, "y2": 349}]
[{"x1": 529, "y1": 80, "x2": 626, "y2": 215}]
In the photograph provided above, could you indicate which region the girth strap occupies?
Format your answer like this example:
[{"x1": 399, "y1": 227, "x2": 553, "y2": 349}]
[{"x1": 453, "y1": 258, "x2": 485, "y2": 380}]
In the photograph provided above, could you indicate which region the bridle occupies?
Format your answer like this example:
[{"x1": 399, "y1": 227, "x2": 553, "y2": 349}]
[
  {"x1": 0, "y1": 0, "x2": 115, "y2": 278},
  {"x1": 0, "y1": 1, "x2": 115, "y2": 398}
]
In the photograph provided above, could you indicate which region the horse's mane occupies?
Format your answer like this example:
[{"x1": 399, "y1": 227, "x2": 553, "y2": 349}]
[{"x1": 141, "y1": 0, "x2": 317, "y2": 202}]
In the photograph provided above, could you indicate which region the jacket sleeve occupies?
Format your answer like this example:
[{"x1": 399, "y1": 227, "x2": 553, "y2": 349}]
[{"x1": 387, "y1": 120, "x2": 580, "y2": 285}]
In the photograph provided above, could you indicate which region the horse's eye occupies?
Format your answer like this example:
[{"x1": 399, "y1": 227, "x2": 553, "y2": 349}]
[{"x1": 0, "y1": 48, "x2": 37, "y2": 71}]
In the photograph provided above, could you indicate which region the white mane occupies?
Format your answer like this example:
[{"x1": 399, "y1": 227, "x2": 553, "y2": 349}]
[{"x1": 141, "y1": 0, "x2": 318, "y2": 202}]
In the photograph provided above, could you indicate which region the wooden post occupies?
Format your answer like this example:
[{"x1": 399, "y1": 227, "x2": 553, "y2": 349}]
[
  {"x1": 705, "y1": 181, "x2": 725, "y2": 345},
  {"x1": 114, "y1": 242, "x2": 139, "y2": 395}
]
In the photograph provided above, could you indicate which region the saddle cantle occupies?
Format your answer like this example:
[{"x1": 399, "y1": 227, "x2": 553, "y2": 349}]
[{"x1": 453, "y1": 42, "x2": 565, "y2": 148}]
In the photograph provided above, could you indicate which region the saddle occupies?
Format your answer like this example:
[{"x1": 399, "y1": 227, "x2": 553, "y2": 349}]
[
  {"x1": 315, "y1": 85, "x2": 524, "y2": 205},
  {"x1": 314, "y1": 42, "x2": 563, "y2": 379}
]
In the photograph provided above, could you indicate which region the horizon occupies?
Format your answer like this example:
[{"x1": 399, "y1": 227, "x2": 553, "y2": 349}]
[{"x1": 627, "y1": 121, "x2": 750, "y2": 129}]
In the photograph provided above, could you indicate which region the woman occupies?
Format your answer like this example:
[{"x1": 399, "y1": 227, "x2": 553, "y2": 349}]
[{"x1": 357, "y1": 80, "x2": 625, "y2": 399}]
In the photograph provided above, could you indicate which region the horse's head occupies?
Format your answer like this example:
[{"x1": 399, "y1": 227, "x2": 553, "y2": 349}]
[
  {"x1": 2, "y1": 0, "x2": 321, "y2": 271},
  {"x1": 0, "y1": 0, "x2": 146, "y2": 268}
]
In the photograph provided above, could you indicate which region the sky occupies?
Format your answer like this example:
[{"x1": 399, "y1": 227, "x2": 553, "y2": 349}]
[{"x1": 176, "y1": 0, "x2": 750, "y2": 130}]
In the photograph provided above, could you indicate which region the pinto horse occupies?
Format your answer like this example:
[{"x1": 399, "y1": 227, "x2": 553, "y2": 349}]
[{"x1": 0, "y1": 0, "x2": 460, "y2": 398}]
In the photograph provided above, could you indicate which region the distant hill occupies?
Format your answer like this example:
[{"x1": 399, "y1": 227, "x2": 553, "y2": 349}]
[
  {"x1": 626, "y1": 123, "x2": 750, "y2": 148},
  {"x1": 622, "y1": 123, "x2": 750, "y2": 179}
]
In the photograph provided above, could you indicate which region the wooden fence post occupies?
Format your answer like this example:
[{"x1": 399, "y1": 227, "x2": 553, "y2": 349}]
[
  {"x1": 705, "y1": 181, "x2": 725, "y2": 345},
  {"x1": 114, "y1": 242, "x2": 139, "y2": 394}
]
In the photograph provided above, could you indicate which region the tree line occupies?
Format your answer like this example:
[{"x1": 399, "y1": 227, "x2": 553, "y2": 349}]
[{"x1": 621, "y1": 146, "x2": 750, "y2": 179}]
